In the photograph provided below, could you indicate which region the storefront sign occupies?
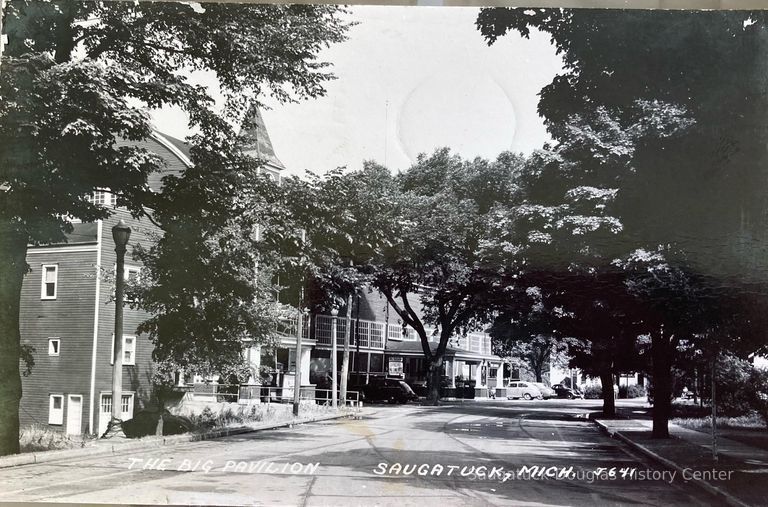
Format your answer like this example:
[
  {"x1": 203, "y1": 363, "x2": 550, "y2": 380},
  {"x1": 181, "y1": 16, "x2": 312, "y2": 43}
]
[{"x1": 388, "y1": 356, "x2": 404, "y2": 376}]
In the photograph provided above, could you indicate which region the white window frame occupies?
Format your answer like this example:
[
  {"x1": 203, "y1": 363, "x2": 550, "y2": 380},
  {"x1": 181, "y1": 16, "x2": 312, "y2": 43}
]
[
  {"x1": 124, "y1": 265, "x2": 141, "y2": 282},
  {"x1": 49, "y1": 394, "x2": 64, "y2": 425},
  {"x1": 110, "y1": 334, "x2": 136, "y2": 366},
  {"x1": 124, "y1": 266, "x2": 141, "y2": 302},
  {"x1": 91, "y1": 189, "x2": 114, "y2": 207},
  {"x1": 100, "y1": 392, "x2": 134, "y2": 421},
  {"x1": 41, "y1": 264, "x2": 58, "y2": 300},
  {"x1": 48, "y1": 338, "x2": 60, "y2": 356}
]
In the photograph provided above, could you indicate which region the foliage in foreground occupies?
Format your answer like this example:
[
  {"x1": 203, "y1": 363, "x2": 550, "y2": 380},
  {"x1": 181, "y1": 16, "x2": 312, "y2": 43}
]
[
  {"x1": 0, "y1": 1, "x2": 351, "y2": 456},
  {"x1": 18, "y1": 425, "x2": 94, "y2": 453}
]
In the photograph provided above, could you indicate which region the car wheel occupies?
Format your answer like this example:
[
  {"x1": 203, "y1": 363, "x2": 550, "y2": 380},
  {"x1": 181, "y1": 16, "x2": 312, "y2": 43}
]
[
  {"x1": 523, "y1": 393, "x2": 532, "y2": 400},
  {"x1": 568, "y1": 394, "x2": 574, "y2": 399}
]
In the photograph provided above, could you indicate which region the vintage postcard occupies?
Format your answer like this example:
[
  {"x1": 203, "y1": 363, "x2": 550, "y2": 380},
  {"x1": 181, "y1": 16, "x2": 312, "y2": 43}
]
[{"x1": 1, "y1": 0, "x2": 767, "y2": 505}]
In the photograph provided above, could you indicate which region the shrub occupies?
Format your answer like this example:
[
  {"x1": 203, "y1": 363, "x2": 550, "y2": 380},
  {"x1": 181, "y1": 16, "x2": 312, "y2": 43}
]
[
  {"x1": 619, "y1": 384, "x2": 646, "y2": 399},
  {"x1": 194, "y1": 407, "x2": 217, "y2": 430},
  {"x1": 672, "y1": 414, "x2": 766, "y2": 431},
  {"x1": 122, "y1": 410, "x2": 191, "y2": 438},
  {"x1": 747, "y1": 367, "x2": 768, "y2": 426},
  {"x1": 584, "y1": 385, "x2": 602, "y2": 399},
  {"x1": 19, "y1": 425, "x2": 84, "y2": 452},
  {"x1": 715, "y1": 354, "x2": 754, "y2": 416}
]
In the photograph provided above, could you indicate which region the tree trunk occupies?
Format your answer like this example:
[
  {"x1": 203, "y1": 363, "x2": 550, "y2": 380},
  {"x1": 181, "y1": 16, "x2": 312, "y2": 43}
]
[
  {"x1": 651, "y1": 334, "x2": 673, "y2": 439},
  {"x1": 155, "y1": 393, "x2": 165, "y2": 436},
  {"x1": 0, "y1": 227, "x2": 28, "y2": 456},
  {"x1": 427, "y1": 356, "x2": 443, "y2": 406},
  {"x1": 599, "y1": 370, "x2": 616, "y2": 417}
]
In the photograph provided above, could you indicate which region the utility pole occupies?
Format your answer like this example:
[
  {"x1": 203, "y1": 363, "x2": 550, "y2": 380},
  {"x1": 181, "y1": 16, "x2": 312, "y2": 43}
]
[
  {"x1": 293, "y1": 308, "x2": 304, "y2": 416},
  {"x1": 711, "y1": 354, "x2": 718, "y2": 462},
  {"x1": 340, "y1": 293, "x2": 352, "y2": 403},
  {"x1": 331, "y1": 308, "x2": 338, "y2": 408},
  {"x1": 355, "y1": 290, "x2": 361, "y2": 385},
  {"x1": 292, "y1": 229, "x2": 307, "y2": 417}
]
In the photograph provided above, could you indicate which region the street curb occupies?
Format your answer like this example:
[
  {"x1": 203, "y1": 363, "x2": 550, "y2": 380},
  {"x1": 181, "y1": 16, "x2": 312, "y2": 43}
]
[
  {"x1": 594, "y1": 420, "x2": 751, "y2": 507},
  {"x1": 0, "y1": 411, "x2": 355, "y2": 470}
]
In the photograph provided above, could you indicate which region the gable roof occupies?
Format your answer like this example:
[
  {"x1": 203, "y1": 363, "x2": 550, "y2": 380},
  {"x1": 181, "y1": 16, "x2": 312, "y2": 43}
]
[{"x1": 151, "y1": 132, "x2": 193, "y2": 168}]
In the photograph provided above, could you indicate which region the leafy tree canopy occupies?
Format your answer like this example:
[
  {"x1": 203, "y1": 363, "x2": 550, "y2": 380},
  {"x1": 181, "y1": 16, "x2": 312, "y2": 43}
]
[{"x1": 0, "y1": 0, "x2": 350, "y2": 456}]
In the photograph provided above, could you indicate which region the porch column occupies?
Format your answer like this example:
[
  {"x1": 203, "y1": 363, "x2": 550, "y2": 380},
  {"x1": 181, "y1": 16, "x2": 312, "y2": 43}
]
[
  {"x1": 247, "y1": 344, "x2": 262, "y2": 385},
  {"x1": 499, "y1": 361, "x2": 506, "y2": 388},
  {"x1": 300, "y1": 348, "x2": 311, "y2": 385},
  {"x1": 450, "y1": 359, "x2": 456, "y2": 388}
]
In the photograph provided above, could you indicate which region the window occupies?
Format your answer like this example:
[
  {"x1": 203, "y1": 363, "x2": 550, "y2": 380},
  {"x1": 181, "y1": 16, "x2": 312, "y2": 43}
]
[
  {"x1": 100, "y1": 393, "x2": 134, "y2": 420},
  {"x1": 48, "y1": 338, "x2": 60, "y2": 356},
  {"x1": 121, "y1": 394, "x2": 131, "y2": 413},
  {"x1": 41, "y1": 265, "x2": 58, "y2": 299},
  {"x1": 89, "y1": 189, "x2": 114, "y2": 206},
  {"x1": 124, "y1": 266, "x2": 141, "y2": 302},
  {"x1": 110, "y1": 335, "x2": 136, "y2": 366},
  {"x1": 124, "y1": 266, "x2": 141, "y2": 283},
  {"x1": 369, "y1": 353, "x2": 384, "y2": 373},
  {"x1": 49, "y1": 394, "x2": 64, "y2": 425},
  {"x1": 123, "y1": 336, "x2": 135, "y2": 365}
]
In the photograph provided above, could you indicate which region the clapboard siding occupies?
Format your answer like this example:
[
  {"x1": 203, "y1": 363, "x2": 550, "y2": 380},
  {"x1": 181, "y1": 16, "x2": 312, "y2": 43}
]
[
  {"x1": 141, "y1": 137, "x2": 189, "y2": 192},
  {"x1": 19, "y1": 133, "x2": 186, "y2": 434},
  {"x1": 19, "y1": 247, "x2": 99, "y2": 432},
  {"x1": 92, "y1": 211, "x2": 159, "y2": 434}
]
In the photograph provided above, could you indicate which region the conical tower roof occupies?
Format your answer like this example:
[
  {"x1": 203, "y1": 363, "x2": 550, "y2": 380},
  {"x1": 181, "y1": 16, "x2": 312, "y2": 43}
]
[{"x1": 240, "y1": 104, "x2": 285, "y2": 171}]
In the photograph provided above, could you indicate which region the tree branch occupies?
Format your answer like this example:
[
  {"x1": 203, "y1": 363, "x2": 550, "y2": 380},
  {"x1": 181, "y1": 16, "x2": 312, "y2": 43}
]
[{"x1": 139, "y1": 205, "x2": 163, "y2": 230}]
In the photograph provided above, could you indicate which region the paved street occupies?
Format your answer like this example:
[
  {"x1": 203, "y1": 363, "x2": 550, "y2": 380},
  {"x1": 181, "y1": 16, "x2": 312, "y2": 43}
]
[{"x1": 0, "y1": 400, "x2": 712, "y2": 506}]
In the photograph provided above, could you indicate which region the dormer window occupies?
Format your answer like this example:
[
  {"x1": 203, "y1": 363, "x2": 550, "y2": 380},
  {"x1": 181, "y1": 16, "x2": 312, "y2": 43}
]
[{"x1": 88, "y1": 189, "x2": 114, "y2": 206}]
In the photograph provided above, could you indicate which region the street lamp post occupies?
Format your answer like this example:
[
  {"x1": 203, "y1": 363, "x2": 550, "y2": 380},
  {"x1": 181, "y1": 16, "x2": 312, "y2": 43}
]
[
  {"x1": 331, "y1": 308, "x2": 338, "y2": 408},
  {"x1": 104, "y1": 219, "x2": 131, "y2": 438}
]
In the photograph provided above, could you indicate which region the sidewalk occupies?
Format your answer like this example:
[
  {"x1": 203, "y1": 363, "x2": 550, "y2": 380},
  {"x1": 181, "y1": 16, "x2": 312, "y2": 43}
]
[
  {"x1": 595, "y1": 415, "x2": 768, "y2": 506},
  {"x1": 0, "y1": 409, "x2": 358, "y2": 469}
]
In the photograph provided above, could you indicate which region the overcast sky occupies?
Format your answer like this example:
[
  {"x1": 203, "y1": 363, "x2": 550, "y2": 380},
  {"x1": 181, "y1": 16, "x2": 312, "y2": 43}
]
[{"x1": 152, "y1": 6, "x2": 563, "y2": 176}]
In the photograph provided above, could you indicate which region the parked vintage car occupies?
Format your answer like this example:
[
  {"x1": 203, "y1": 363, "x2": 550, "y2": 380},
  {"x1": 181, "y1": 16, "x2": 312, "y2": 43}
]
[
  {"x1": 532, "y1": 382, "x2": 556, "y2": 399},
  {"x1": 506, "y1": 381, "x2": 543, "y2": 400},
  {"x1": 356, "y1": 377, "x2": 418, "y2": 404},
  {"x1": 552, "y1": 384, "x2": 583, "y2": 399}
]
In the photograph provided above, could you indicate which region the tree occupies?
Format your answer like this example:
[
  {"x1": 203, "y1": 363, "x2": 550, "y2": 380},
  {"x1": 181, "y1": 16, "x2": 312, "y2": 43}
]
[
  {"x1": 477, "y1": 8, "x2": 768, "y2": 436},
  {"x1": 483, "y1": 106, "x2": 684, "y2": 417},
  {"x1": 363, "y1": 149, "x2": 523, "y2": 404},
  {"x1": 490, "y1": 286, "x2": 570, "y2": 383},
  {"x1": 0, "y1": 1, "x2": 349, "y2": 456}
]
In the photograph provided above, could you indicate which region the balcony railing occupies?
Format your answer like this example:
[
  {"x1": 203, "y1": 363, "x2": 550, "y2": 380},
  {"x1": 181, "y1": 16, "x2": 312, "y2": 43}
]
[
  {"x1": 276, "y1": 315, "x2": 310, "y2": 340},
  {"x1": 313, "y1": 315, "x2": 385, "y2": 349},
  {"x1": 312, "y1": 314, "x2": 492, "y2": 355}
]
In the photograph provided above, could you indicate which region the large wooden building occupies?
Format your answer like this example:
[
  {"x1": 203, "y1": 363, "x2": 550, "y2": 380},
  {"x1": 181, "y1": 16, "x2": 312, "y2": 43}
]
[
  {"x1": 19, "y1": 108, "x2": 506, "y2": 436},
  {"x1": 18, "y1": 133, "x2": 192, "y2": 435},
  {"x1": 18, "y1": 107, "x2": 288, "y2": 436}
]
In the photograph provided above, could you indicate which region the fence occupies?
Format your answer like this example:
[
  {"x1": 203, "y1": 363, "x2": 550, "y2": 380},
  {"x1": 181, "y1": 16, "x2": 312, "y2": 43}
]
[{"x1": 185, "y1": 383, "x2": 361, "y2": 410}]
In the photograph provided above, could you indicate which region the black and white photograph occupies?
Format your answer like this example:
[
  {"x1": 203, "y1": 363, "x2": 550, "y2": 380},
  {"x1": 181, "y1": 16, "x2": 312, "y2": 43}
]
[{"x1": 2, "y1": 0, "x2": 768, "y2": 505}]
